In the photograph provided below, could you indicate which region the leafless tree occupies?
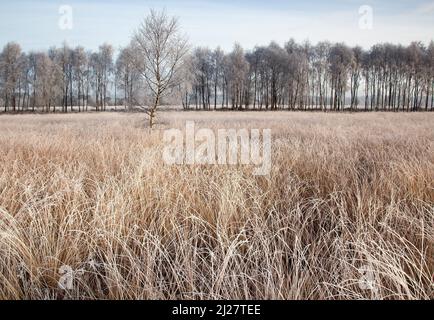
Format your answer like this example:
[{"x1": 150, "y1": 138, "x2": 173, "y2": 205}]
[
  {"x1": 191, "y1": 47, "x2": 213, "y2": 110},
  {"x1": 116, "y1": 44, "x2": 142, "y2": 110},
  {"x1": 132, "y1": 9, "x2": 189, "y2": 127},
  {"x1": 72, "y1": 46, "x2": 88, "y2": 112},
  {"x1": 176, "y1": 53, "x2": 195, "y2": 109},
  {"x1": 99, "y1": 44, "x2": 114, "y2": 110},
  {"x1": 226, "y1": 43, "x2": 249, "y2": 110},
  {"x1": 0, "y1": 42, "x2": 22, "y2": 112},
  {"x1": 212, "y1": 47, "x2": 225, "y2": 109},
  {"x1": 328, "y1": 43, "x2": 353, "y2": 111}
]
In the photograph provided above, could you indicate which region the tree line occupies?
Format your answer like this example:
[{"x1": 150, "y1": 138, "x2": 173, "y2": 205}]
[
  {"x1": 1, "y1": 20, "x2": 433, "y2": 114},
  {"x1": 185, "y1": 41, "x2": 434, "y2": 112},
  {"x1": 0, "y1": 42, "x2": 116, "y2": 113}
]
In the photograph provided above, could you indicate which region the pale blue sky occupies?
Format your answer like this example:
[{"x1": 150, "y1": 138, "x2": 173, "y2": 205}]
[{"x1": 0, "y1": 0, "x2": 433, "y2": 53}]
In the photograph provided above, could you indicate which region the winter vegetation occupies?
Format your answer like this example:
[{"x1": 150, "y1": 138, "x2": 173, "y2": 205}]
[
  {"x1": 0, "y1": 111, "x2": 433, "y2": 299},
  {"x1": 1, "y1": 12, "x2": 433, "y2": 124},
  {"x1": 0, "y1": 9, "x2": 433, "y2": 300}
]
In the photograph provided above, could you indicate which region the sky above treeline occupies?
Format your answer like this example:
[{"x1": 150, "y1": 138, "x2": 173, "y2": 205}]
[{"x1": 0, "y1": 0, "x2": 433, "y2": 53}]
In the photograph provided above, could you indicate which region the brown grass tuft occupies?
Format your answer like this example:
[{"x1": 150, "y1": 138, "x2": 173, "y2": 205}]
[{"x1": 0, "y1": 111, "x2": 432, "y2": 300}]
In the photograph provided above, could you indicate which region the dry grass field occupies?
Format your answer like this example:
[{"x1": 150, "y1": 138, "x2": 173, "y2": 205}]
[{"x1": 0, "y1": 111, "x2": 433, "y2": 300}]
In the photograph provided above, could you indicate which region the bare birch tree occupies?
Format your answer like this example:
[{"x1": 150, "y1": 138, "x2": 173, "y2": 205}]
[{"x1": 132, "y1": 9, "x2": 189, "y2": 127}]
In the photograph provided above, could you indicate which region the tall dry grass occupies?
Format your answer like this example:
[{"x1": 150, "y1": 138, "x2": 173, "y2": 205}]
[{"x1": 0, "y1": 111, "x2": 432, "y2": 300}]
